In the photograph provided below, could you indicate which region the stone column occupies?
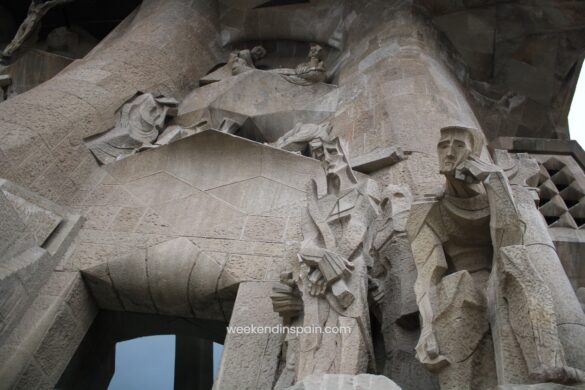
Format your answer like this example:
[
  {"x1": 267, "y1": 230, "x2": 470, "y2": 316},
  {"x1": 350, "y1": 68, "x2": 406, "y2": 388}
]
[
  {"x1": 174, "y1": 336, "x2": 214, "y2": 390},
  {"x1": 331, "y1": 1, "x2": 482, "y2": 195}
]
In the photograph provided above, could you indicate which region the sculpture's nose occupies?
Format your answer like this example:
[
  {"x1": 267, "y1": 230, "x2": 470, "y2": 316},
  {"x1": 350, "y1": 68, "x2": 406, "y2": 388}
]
[{"x1": 446, "y1": 142, "x2": 456, "y2": 158}]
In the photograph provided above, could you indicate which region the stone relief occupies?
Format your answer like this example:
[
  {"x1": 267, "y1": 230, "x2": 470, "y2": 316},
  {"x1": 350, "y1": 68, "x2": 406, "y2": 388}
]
[
  {"x1": 229, "y1": 45, "x2": 267, "y2": 75},
  {"x1": 409, "y1": 126, "x2": 585, "y2": 389},
  {"x1": 1, "y1": 0, "x2": 76, "y2": 64},
  {"x1": 85, "y1": 92, "x2": 180, "y2": 164},
  {"x1": 275, "y1": 43, "x2": 328, "y2": 86},
  {"x1": 1, "y1": 2, "x2": 585, "y2": 389},
  {"x1": 269, "y1": 122, "x2": 333, "y2": 154},
  {"x1": 271, "y1": 136, "x2": 416, "y2": 387}
]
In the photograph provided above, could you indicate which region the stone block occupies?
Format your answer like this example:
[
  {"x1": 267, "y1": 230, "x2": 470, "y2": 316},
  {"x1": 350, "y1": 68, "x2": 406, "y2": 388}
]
[{"x1": 215, "y1": 281, "x2": 284, "y2": 390}]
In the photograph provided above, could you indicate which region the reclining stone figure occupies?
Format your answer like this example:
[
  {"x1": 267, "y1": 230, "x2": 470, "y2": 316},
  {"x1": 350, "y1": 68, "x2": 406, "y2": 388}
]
[
  {"x1": 276, "y1": 43, "x2": 327, "y2": 86},
  {"x1": 269, "y1": 122, "x2": 333, "y2": 154},
  {"x1": 228, "y1": 45, "x2": 266, "y2": 76},
  {"x1": 85, "y1": 92, "x2": 179, "y2": 164}
]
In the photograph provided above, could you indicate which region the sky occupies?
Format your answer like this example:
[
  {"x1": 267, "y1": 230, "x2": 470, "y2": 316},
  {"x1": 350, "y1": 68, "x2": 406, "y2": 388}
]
[
  {"x1": 569, "y1": 66, "x2": 585, "y2": 146},
  {"x1": 107, "y1": 337, "x2": 223, "y2": 390},
  {"x1": 108, "y1": 335, "x2": 176, "y2": 390}
]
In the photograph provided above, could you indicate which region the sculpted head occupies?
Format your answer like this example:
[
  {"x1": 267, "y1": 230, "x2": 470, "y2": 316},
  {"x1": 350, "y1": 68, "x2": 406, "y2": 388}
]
[
  {"x1": 251, "y1": 46, "x2": 266, "y2": 61},
  {"x1": 308, "y1": 43, "x2": 324, "y2": 60},
  {"x1": 437, "y1": 126, "x2": 484, "y2": 177},
  {"x1": 310, "y1": 137, "x2": 357, "y2": 193}
]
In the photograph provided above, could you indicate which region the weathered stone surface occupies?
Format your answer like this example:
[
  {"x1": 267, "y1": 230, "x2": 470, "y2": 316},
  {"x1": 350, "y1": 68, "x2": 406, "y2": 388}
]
[
  {"x1": 85, "y1": 92, "x2": 179, "y2": 164},
  {"x1": 1, "y1": 1, "x2": 585, "y2": 389},
  {"x1": 411, "y1": 127, "x2": 585, "y2": 389},
  {"x1": 176, "y1": 70, "x2": 338, "y2": 143},
  {"x1": 214, "y1": 281, "x2": 284, "y2": 390},
  {"x1": 286, "y1": 374, "x2": 402, "y2": 390}
]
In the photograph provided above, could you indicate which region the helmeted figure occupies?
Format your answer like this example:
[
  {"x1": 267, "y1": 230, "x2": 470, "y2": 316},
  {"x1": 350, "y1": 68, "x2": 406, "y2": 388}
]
[{"x1": 410, "y1": 126, "x2": 585, "y2": 389}]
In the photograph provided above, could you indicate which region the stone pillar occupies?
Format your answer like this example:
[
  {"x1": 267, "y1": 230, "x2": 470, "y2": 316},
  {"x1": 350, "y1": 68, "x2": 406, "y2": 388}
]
[
  {"x1": 214, "y1": 282, "x2": 284, "y2": 390},
  {"x1": 174, "y1": 336, "x2": 214, "y2": 390},
  {"x1": 331, "y1": 1, "x2": 482, "y2": 195}
]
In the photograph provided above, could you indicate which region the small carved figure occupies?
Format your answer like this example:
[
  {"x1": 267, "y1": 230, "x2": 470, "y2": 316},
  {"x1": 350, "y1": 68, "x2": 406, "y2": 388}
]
[
  {"x1": 269, "y1": 122, "x2": 333, "y2": 154},
  {"x1": 228, "y1": 45, "x2": 266, "y2": 76},
  {"x1": 278, "y1": 43, "x2": 327, "y2": 86},
  {"x1": 86, "y1": 92, "x2": 178, "y2": 164},
  {"x1": 410, "y1": 126, "x2": 585, "y2": 389},
  {"x1": 1, "y1": 0, "x2": 76, "y2": 64}
]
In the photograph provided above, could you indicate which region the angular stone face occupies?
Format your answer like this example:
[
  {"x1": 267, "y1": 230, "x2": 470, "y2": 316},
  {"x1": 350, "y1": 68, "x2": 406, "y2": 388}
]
[{"x1": 1, "y1": 1, "x2": 585, "y2": 389}]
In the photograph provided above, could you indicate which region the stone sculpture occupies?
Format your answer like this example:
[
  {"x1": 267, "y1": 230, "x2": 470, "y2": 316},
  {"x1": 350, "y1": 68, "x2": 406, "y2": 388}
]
[
  {"x1": 228, "y1": 45, "x2": 266, "y2": 75},
  {"x1": 410, "y1": 126, "x2": 585, "y2": 389},
  {"x1": 297, "y1": 136, "x2": 378, "y2": 378},
  {"x1": 1, "y1": 0, "x2": 76, "y2": 64},
  {"x1": 277, "y1": 43, "x2": 327, "y2": 86},
  {"x1": 85, "y1": 92, "x2": 178, "y2": 164},
  {"x1": 269, "y1": 122, "x2": 333, "y2": 154},
  {"x1": 272, "y1": 136, "x2": 386, "y2": 384}
]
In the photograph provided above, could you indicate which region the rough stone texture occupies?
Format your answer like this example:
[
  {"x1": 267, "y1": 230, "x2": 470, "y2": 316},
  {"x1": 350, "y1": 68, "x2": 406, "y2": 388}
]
[
  {"x1": 286, "y1": 374, "x2": 402, "y2": 390},
  {"x1": 1, "y1": 0, "x2": 585, "y2": 389},
  {"x1": 214, "y1": 281, "x2": 284, "y2": 390},
  {"x1": 496, "y1": 385, "x2": 585, "y2": 390},
  {"x1": 6, "y1": 50, "x2": 73, "y2": 96},
  {"x1": 176, "y1": 69, "x2": 338, "y2": 143}
]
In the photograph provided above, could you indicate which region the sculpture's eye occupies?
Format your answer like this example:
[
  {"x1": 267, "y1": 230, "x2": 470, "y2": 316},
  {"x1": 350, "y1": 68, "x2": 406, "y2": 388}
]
[{"x1": 327, "y1": 148, "x2": 338, "y2": 155}]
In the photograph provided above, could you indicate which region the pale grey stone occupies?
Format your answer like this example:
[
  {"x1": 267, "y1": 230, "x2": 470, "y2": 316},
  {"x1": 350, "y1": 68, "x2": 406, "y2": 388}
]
[
  {"x1": 411, "y1": 127, "x2": 585, "y2": 389},
  {"x1": 286, "y1": 374, "x2": 402, "y2": 390},
  {"x1": 0, "y1": 2, "x2": 585, "y2": 389},
  {"x1": 85, "y1": 92, "x2": 178, "y2": 164},
  {"x1": 214, "y1": 281, "x2": 283, "y2": 390}
]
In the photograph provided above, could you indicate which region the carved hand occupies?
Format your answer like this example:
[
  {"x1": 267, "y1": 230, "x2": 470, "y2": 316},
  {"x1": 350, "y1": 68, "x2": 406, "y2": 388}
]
[
  {"x1": 307, "y1": 268, "x2": 327, "y2": 297},
  {"x1": 455, "y1": 156, "x2": 502, "y2": 184},
  {"x1": 270, "y1": 272, "x2": 302, "y2": 318},
  {"x1": 415, "y1": 327, "x2": 449, "y2": 372}
]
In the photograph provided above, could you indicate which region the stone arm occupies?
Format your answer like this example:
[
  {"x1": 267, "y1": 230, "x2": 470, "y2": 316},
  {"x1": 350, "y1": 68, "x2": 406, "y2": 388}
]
[
  {"x1": 411, "y1": 223, "x2": 449, "y2": 371},
  {"x1": 456, "y1": 157, "x2": 525, "y2": 250}
]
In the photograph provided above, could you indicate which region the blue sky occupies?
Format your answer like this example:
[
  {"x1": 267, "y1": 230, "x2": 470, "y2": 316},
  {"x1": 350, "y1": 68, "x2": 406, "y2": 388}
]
[
  {"x1": 108, "y1": 336, "x2": 176, "y2": 390},
  {"x1": 108, "y1": 336, "x2": 223, "y2": 390}
]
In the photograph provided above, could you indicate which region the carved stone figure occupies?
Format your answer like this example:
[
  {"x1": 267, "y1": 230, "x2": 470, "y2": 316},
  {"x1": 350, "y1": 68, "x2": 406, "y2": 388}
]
[
  {"x1": 277, "y1": 43, "x2": 327, "y2": 86},
  {"x1": 85, "y1": 92, "x2": 178, "y2": 164},
  {"x1": 228, "y1": 45, "x2": 266, "y2": 76},
  {"x1": 296, "y1": 136, "x2": 379, "y2": 378},
  {"x1": 269, "y1": 122, "x2": 333, "y2": 154},
  {"x1": 272, "y1": 136, "x2": 382, "y2": 384},
  {"x1": 1, "y1": 0, "x2": 76, "y2": 64},
  {"x1": 410, "y1": 126, "x2": 585, "y2": 389}
]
